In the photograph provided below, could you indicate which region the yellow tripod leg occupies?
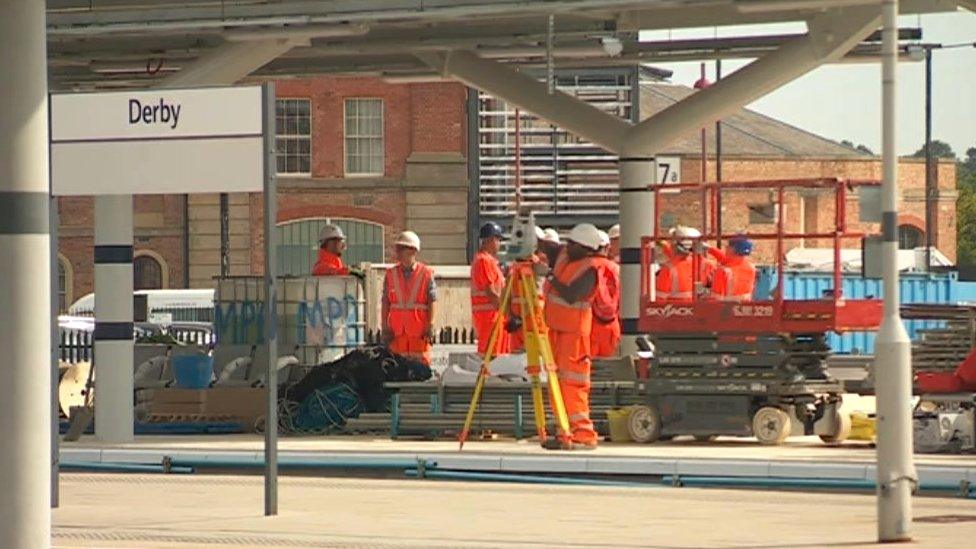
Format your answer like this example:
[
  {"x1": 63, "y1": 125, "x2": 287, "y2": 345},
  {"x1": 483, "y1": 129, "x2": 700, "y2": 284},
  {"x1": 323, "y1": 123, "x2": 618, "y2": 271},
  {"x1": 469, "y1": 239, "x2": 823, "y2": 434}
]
[
  {"x1": 518, "y1": 272, "x2": 548, "y2": 442},
  {"x1": 458, "y1": 274, "x2": 515, "y2": 450},
  {"x1": 518, "y1": 271, "x2": 571, "y2": 440}
]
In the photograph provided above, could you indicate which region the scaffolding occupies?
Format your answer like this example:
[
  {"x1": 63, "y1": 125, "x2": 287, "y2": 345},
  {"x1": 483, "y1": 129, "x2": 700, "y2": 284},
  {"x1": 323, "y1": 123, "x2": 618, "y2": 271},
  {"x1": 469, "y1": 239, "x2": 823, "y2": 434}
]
[{"x1": 476, "y1": 67, "x2": 647, "y2": 225}]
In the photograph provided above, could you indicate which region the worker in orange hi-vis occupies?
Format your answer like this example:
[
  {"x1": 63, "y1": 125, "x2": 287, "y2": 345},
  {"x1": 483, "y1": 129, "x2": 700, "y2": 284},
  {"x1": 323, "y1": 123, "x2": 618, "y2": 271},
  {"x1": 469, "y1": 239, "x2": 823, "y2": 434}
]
[
  {"x1": 708, "y1": 236, "x2": 757, "y2": 302},
  {"x1": 470, "y1": 222, "x2": 510, "y2": 357},
  {"x1": 656, "y1": 226, "x2": 699, "y2": 302},
  {"x1": 607, "y1": 224, "x2": 620, "y2": 263},
  {"x1": 543, "y1": 223, "x2": 603, "y2": 450},
  {"x1": 509, "y1": 226, "x2": 549, "y2": 353},
  {"x1": 382, "y1": 231, "x2": 437, "y2": 366},
  {"x1": 311, "y1": 224, "x2": 350, "y2": 276},
  {"x1": 590, "y1": 230, "x2": 621, "y2": 357}
]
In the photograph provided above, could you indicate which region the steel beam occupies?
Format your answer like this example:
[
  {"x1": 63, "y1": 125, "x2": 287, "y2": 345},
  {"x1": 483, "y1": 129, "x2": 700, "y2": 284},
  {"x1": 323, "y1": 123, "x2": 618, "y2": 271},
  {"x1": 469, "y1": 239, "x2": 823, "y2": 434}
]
[
  {"x1": 418, "y1": 50, "x2": 630, "y2": 153},
  {"x1": 623, "y1": 6, "x2": 880, "y2": 156},
  {"x1": 161, "y1": 39, "x2": 304, "y2": 88}
]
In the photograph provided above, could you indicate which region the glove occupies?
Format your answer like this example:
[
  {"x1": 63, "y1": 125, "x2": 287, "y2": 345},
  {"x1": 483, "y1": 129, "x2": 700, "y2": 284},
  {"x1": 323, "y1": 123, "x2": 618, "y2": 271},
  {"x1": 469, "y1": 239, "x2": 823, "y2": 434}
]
[
  {"x1": 424, "y1": 325, "x2": 436, "y2": 344},
  {"x1": 532, "y1": 261, "x2": 549, "y2": 277},
  {"x1": 348, "y1": 267, "x2": 366, "y2": 282},
  {"x1": 505, "y1": 316, "x2": 523, "y2": 333},
  {"x1": 381, "y1": 328, "x2": 395, "y2": 345}
]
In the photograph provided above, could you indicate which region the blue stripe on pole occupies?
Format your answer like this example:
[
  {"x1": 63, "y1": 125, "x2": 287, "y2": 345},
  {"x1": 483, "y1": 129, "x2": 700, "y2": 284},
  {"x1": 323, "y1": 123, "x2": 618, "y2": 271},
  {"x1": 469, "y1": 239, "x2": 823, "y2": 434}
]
[
  {"x1": 94, "y1": 245, "x2": 133, "y2": 264},
  {"x1": 93, "y1": 322, "x2": 133, "y2": 341},
  {"x1": 0, "y1": 192, "x2": 48, "y2": 234}
]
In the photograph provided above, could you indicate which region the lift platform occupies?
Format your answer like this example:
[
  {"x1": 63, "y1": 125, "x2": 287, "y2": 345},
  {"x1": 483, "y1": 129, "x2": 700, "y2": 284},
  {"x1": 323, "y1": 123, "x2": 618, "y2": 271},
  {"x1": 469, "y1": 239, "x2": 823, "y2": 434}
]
[{"x1": 629, "y1": 178, "x2": 883, "y2": 445}]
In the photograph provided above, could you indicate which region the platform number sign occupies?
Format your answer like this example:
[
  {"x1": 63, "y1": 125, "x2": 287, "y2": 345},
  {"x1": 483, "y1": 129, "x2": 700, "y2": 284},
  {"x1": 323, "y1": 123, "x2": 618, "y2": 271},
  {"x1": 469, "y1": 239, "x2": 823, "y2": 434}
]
[{"x1": 656, "y1": 156, "x2": 681, "y2": 192}]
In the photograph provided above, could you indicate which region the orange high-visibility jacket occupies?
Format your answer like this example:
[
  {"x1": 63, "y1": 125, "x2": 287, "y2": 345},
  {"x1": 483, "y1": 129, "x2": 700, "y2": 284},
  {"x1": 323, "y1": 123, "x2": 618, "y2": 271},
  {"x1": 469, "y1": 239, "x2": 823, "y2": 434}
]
[
  {"x1": 544, "y1": 255, "x2": 597, "y2": 336},
  {"x1": 385, "y1": 263, "x2": 434, "y2": 337},
  {"x1": 312, "y1": 249, "x2": 350, "y2": 276},
  {"x1": 591, "y1": 257, "x2": 620, "y2": 322},
  {"x1": 656, "y1": 255, "x2": 694, "y2": 301},
  {"x1": 470, "y1": 251, "x2": 504, "y2": 314},
  {"x1": 711, "y1": 255, "x2": 756, "y2": 301}
]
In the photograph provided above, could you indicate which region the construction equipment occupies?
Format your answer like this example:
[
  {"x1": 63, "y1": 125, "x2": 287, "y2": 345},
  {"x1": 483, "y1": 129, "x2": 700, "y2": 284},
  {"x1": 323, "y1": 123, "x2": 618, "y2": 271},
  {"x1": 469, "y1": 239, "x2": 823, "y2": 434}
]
[
  {"x1": 632, "y1": 178, "x2": 882, "y2": 445},
  {"x1": 458, "y1": 213, "x2": 571, "y2": 449},
  {"x1": 912, "y1": 326, "x2": 976, "y2": 454}
]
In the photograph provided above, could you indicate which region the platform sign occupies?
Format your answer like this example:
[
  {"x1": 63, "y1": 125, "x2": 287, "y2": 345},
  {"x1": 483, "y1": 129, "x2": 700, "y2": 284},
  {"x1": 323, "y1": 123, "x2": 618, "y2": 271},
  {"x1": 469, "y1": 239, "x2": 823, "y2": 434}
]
[{"x1": 51, "y1": 86, "x2": 264, "y2": 195}]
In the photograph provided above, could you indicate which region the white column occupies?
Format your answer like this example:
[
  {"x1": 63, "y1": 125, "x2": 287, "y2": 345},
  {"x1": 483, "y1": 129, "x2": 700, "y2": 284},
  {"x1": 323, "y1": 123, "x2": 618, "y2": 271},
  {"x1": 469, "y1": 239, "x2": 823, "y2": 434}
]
[
  {"x1": 0, "y1": 0, "x2": 51, "y2": 546},
  {"x1": 876, "y1": 0, "x2": 916, "y2": 541},
  {"x1": 618, "y1": 158, "x2": 655, "y2": 354},
  {"x1": 94, "y1": 195, "x2": 135, "y2": 442}
]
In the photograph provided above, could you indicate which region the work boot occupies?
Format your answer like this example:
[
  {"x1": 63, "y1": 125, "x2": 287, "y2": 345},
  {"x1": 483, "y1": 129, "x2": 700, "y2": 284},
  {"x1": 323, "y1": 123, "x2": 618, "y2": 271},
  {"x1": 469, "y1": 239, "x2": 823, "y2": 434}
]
[
  {"x1": 571, "y1": 442, "x2": 598, "y2": 451},
  {"x1": 541, "y1": 437, "x2": 572, "y2": 451}
]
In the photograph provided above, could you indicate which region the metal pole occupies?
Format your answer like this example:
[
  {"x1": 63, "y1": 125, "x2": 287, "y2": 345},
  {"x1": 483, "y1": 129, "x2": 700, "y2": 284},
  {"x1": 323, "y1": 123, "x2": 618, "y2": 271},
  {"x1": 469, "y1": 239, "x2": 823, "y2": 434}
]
[
  {"x1": 182, "y1": 194, "x2": 191, "y2": 287},
  {"x1": 93, "y1": 194, "x2": 135, "y2": 443},
  {"x1": 220, "y1": 192, "x2": 230, "y2": 277},
  {"x1": 924, "y1": 47, "x2": 933, "y2": 271},
  {"x1": 50, "y1": 196, "x2": 60, "y2": 508},
  {"x1": 0, "y1": 1, "x2": 51, "y2": 545},
  {"x1": 262, "y1": 82, "x2": 279, "y2": 517},
  {"x1": 618, "y1": 158, "x2": 655, "y2": 355},
  {"x1": 876, "y1": 0, "x2": 916, "y2": 541},
  {"x1": 715, "y1": 58, "x2": 723, "y2": 246}
]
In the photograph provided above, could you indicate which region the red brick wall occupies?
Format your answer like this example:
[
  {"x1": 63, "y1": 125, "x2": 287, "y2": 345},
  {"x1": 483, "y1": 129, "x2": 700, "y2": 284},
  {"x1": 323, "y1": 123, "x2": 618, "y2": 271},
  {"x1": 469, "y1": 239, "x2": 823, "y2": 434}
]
[
  {"x1": 248, "y1": 187, "x2": 409, "y2": 273},
  {"x1": 661, "y1": 156, "x2": 958, "y2": 263},
  {"x1": 275, "y1": 77, "x2": 467, "y2": 179}
]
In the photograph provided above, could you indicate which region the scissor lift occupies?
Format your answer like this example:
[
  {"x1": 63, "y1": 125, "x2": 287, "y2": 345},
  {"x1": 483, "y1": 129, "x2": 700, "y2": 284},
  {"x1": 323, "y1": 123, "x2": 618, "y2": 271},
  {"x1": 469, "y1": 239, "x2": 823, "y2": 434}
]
[{"x1": 629, "y1": 178, "x2": 883, "y2": 445}]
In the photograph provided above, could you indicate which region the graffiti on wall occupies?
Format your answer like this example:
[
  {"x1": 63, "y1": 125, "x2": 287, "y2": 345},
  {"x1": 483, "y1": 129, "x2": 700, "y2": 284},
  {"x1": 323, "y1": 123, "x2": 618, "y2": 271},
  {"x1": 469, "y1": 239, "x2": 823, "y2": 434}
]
[{"x1": 214, "y1": 294, "x2": 361, "y2": 347}]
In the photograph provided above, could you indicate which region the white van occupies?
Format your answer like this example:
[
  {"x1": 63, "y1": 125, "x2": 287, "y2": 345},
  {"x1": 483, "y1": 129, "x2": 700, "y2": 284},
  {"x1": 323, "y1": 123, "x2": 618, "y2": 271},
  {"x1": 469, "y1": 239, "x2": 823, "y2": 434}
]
[{"x1": 68, "y1": 289, "x2": 215, "y2": 324}]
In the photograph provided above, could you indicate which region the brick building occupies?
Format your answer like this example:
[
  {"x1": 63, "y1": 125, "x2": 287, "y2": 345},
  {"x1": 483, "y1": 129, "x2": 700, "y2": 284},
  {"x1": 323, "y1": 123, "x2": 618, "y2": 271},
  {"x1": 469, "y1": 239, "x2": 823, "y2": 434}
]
[{"x1": 56, "y1": 72, "x2": 958, "y2": 310}]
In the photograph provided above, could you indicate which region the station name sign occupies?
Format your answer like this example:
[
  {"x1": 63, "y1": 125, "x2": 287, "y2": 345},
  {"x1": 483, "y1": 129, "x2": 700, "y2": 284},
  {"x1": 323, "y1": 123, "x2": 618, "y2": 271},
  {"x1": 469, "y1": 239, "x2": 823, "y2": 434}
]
[{"x1": 51, "y1": 86, "x2": 265, "y2": 196}]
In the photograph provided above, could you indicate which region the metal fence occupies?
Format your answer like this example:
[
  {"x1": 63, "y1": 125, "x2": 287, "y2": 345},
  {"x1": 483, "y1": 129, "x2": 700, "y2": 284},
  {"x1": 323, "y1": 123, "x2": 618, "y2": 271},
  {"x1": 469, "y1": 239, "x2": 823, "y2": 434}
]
[{"x1": 59, "y1": 330, "x2": 93, "y2": 363}]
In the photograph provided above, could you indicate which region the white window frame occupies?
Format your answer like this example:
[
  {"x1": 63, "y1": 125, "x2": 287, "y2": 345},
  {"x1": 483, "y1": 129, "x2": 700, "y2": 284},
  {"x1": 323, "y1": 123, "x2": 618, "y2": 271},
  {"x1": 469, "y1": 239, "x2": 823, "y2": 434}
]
[
  {"x1": 343, "y1": 98, "x2": 385, "y2": 178},
  {"x1": 276, "y1": 97, "x2": 312, "y2": 177}
]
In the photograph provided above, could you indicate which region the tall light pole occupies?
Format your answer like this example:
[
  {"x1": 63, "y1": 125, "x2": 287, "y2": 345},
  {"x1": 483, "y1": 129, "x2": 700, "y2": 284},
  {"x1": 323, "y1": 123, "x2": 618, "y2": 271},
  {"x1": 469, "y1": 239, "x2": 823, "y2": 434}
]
[{"x1": 876, "y1": 0, "x2": 917, "y2": 541}]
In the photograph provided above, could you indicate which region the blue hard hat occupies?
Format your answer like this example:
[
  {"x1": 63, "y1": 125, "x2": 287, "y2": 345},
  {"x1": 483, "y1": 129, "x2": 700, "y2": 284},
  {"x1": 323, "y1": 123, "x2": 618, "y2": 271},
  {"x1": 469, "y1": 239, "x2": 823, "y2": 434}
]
[
  {"x1": 479, "y1": 222, "x2": 505, "y2": 239},
  {"x1": 730, "y1": 236, "x2": 753, "y2": 256}
]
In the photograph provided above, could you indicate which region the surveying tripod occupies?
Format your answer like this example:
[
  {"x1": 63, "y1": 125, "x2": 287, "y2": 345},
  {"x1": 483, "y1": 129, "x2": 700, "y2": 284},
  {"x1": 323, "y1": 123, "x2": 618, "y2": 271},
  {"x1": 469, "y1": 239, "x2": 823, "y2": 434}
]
[{"x1": 458, "y1": 260, "x2": 571, "y2": 450}]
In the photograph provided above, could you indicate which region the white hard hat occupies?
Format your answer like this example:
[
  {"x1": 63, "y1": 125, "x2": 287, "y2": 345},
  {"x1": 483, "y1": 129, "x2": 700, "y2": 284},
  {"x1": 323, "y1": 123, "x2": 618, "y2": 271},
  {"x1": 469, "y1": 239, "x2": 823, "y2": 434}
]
[
  {"x1": 672, "y1": 225, "x2": 701, "y2": 254},
  {"x1": 542, "y1": 228, "x2": 561, "y2": 244},
  {"x1": 534, "y1": 226, "x2": 546, "y2": 240},
  {"x1": 318, "y1": 224, "x2": 345, "y2": 242},
  {"x1": 394, "y1": 230, "x2": 421, "y2": 250},
  {"x1": 608, "y1": 224, "x2": 620, "y2": 240},
  {"x1": 567, "y1": 223, "x2": 602, "y2": 251},
  {"x1": 673, "y1": 225, "x2": 702, "y2": 239},
  {"x1": 597, "y1": 230, "x2": 610, "y2": 248}
]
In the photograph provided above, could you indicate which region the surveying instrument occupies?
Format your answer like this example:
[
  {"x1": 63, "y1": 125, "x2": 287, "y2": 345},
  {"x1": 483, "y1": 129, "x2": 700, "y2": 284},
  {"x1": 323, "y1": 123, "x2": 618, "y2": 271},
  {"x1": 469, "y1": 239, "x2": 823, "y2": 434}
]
[{"x1": 458, "y1": 213, "x2": 571, "y2": 450}]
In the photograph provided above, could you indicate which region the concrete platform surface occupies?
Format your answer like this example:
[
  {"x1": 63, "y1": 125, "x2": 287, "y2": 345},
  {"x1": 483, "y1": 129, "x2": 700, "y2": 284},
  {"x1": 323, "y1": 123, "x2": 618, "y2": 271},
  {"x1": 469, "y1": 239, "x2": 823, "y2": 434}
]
[
  {"x1": 62, "y1": 435, "x2": 976, "y2": 485},
  {"x1": 54, "y1": 472, "x2": 976, "y2": 548}
]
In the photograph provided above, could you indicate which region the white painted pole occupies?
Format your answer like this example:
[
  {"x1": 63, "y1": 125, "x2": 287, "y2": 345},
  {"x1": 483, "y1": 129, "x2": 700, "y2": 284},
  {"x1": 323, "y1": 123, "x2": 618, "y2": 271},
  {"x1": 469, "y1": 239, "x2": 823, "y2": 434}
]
[
  {"x1": 50, "y1": 197, "x2": 60, "y2": 508},
  {"x1": 876, "y1": 0, "x2": 916, "y2": 541},
  {"x1": 94, "y1": 195, "x2": 135, "y2": 443},
  {"x1": 618, "y1": 159, "x2": 655, "y2": 354},
  {"x1": 0, "y1": 0, "x2": 52, "y2": 546}
]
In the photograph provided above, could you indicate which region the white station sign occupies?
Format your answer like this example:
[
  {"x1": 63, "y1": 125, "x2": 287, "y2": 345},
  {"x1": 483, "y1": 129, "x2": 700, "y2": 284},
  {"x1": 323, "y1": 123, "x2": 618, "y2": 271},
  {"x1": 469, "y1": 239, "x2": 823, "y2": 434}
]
[{"x1": 51, "y1": 86, "x2": 265, "y2": 196}]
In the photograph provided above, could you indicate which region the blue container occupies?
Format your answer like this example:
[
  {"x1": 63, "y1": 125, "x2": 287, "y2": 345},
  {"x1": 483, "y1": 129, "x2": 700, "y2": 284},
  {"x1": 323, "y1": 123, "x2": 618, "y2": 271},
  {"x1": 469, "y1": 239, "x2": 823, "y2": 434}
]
[
  {"x1": 171, "y1": 354, "x2": 214, "y2": 389},
  {"x1": 754, "y1": 268, "x2": 970, "y2": 354}
]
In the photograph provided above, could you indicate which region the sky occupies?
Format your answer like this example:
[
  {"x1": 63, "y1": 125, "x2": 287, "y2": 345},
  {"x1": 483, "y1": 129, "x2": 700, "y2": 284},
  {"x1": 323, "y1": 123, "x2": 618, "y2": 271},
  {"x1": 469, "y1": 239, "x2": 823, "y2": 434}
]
[{"x1": 639, "y1": 10, "x2": 976, "y2": 157}]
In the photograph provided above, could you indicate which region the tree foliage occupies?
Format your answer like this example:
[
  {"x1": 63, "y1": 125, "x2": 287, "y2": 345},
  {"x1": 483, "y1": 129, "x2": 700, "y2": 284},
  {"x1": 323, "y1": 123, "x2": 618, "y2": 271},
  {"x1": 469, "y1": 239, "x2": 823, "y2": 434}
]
[
  {"x1": 956, "y1": 144, "x2": 976, "y2": 270},
  {"x1": 912, "y1": 139, "x2": 956, "y2": 160}
]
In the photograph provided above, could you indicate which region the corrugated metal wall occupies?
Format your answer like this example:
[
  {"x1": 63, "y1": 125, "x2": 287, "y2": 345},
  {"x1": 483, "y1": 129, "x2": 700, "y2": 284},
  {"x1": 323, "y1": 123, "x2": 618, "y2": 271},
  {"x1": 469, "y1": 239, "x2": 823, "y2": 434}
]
[{"x1": 755, "y1": 268, "x2": 973, "y2": 354}]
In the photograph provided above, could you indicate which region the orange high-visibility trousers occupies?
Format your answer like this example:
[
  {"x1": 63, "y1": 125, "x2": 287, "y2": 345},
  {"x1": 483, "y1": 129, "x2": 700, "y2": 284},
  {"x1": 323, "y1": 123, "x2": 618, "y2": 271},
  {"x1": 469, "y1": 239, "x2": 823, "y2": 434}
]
[
  {"x1": 549, "y1": 329, "x2": 597, "y2": 445},
  {"x1": 590, "y1": 318, "x2": 621, "y2": 358},
  {"x1": 473, "y1": 310, "x2": 510, "y2": 356},
  {"x1": 389, "y1": 334, "x2": 432, "y2": 366}
]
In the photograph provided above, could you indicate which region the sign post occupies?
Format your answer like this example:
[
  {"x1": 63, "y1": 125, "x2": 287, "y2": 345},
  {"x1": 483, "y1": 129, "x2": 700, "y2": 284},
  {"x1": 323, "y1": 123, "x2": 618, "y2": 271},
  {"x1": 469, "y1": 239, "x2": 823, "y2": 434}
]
[
  {"x1": 50, "y1": 83, "x2": 278, "y2": 514},
  {"x1": 261, "y1": 83, "x2": 279, "y2": 516}
]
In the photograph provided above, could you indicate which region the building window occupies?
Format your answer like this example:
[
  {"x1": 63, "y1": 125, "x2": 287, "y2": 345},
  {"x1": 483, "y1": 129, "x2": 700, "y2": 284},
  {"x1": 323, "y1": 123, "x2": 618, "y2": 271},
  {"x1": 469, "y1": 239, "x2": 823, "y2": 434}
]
[
  {"x1": 276, "y1": 98, "x2": 311, "y2": 175},
  {"x1": 134, "y1": 255, "x2": 164, "y2": 290},
  {"x1": 57, "y1": 257, "x2": 71, "y2": 313},
  {"x1": 277, "y1": 218, "x2": 384, "y2": 276},
  {"x1": 898, "y1": 225, "x2": 924, "y2": 250},
  {"x1": 344, "y1": 98, "x2": 384, "y2": 176}
]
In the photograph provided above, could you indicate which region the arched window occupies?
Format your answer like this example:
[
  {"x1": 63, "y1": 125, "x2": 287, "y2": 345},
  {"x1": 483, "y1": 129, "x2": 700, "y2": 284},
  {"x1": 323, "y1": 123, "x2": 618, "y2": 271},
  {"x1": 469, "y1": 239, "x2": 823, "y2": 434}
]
[
  {"x1": 277, "y1": 218, "x2": 384, "y2": 276},
  {"x1": 134, "y1": 255, "x2": 163, "y2": 290},
  {"x1": 57, "y1": 255, "x2": 73, "y2": 313},
  {"x1": 898, "y1": 225, "x2": 924, "y2": 250}
]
